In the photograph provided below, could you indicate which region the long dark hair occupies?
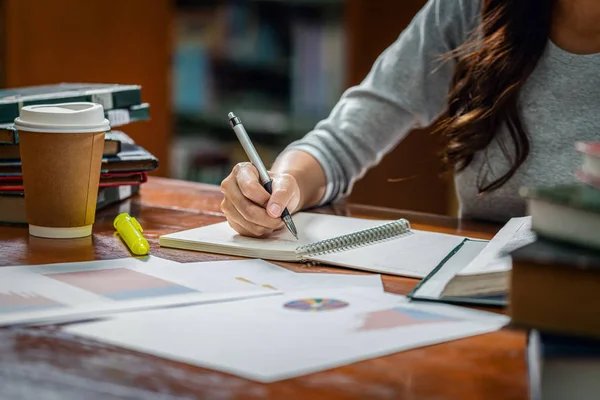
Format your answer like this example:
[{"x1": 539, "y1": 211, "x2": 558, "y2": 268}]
[{"x1": 437, "y1": 0, "x2": 556, "y2": 194}]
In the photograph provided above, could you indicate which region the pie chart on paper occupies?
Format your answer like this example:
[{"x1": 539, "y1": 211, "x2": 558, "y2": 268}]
[{"x1": 283, "y1": 298, "x2": 349, "y2": 312}]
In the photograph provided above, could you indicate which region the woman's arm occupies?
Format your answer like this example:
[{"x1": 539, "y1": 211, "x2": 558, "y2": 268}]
[{"x1": 279, "y1": 0, "x2": 481, "y2": 207}]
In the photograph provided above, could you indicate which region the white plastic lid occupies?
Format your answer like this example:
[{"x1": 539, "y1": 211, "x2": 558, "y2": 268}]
[{"x1": 14, "y1": 102, "x2": 111, "y2": 133}]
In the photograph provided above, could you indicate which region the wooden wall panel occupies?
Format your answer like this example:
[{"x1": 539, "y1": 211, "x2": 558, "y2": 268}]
[
  {"x1": 1, "y1": 0, "x2": 173, "y2": 177},
  {"x1": 344, "y1": 0, "x2": 455, "y2": 215}
]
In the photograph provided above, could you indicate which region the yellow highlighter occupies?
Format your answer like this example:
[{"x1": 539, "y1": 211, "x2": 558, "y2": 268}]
[{"x1": 113, "y1": 212, "x2": 150, "y2": 256}]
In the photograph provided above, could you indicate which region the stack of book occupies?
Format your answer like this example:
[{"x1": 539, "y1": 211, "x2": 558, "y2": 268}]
[
  {"x1": 0, "y1": 83, "x2": 158, "y2": 225},
  {"x1": 511, "y1": 145, "x2": 600, "y2": 399},
  {"x1": 520, "y1": 141, "x2": 600, "y2": 251}
]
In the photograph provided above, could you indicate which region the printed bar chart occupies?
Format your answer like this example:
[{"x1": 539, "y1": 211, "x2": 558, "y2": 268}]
[
  {"x1": 45, "y1": 268, "x2": 198, "y2": 301},
  {"x1": 0, "y1": 292, "x2": 63, "y2": 314}
]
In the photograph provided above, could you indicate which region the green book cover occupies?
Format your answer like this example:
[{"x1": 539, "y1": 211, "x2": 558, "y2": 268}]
[
  {"x1": 0, "y1": 83, "x2": 142, "y2": 124},
  {"x1": 520, "y1": 184, "x2": 600, "y2": 214}
]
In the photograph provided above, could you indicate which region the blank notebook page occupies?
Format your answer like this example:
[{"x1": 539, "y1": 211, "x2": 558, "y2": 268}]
[
  {"x1": 159, "y1": 212, "x2": 466, "y2": 277},
  {"x1": 311, "y1": 230, "x2": 467, "y2": 278}
]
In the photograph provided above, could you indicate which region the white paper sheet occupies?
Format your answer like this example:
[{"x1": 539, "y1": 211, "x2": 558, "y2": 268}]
[
  {"x1": 172, "y1": 258, "x2": 384, "y2": 292},
  {"x1": 0, "y1": 256, "x2": 383, "y2": 327},
  {"x1": 0, "y1": 256, "x2": 276, "y2": 327},
  {"x1": 64, "y1": 288, "x2": 509, "y2": 383},
  {"x1": 457, "y1": 216, "x2": 536, "y2": 276}
]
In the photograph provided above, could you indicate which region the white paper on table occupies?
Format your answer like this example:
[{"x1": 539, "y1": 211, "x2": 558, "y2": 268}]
[
  {"x1": 0, "y1": 256, "x2": 383, "y2": 327},
  {"x1": 174, "y1": 258, "x2": 384, "y2": 292},
  {"x1": 64, "y1": 287, "x2": 509, "y2": 383},
  {"x1": 0, "y1": 256, "x2": 276, "y2": 327}
]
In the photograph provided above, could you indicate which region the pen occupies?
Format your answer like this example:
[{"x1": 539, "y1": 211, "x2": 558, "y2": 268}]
[
  {"x1": 114, "y1": 212, "x2": 150, "y2": 255},
  {"x1": 228, "y1": 112, "x2": 298, "y2": 239}
]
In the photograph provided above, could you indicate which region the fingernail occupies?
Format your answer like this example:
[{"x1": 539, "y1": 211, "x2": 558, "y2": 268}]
[{"x1": 268, "y1": 203, "x2": 281, "y2": 217}]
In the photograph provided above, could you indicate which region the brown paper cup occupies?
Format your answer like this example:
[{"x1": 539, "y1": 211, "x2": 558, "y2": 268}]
[
  {"x1": 14, "y1": 102, "x2": 111, "y2": 239},
  {"x1": 19, "y1": 131, "x2": 105, "y2": 238}
]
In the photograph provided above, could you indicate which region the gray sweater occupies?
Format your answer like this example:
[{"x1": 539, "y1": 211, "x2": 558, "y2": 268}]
[{"x1": 283, "y1": 0, "x2": 600, "y2": 222}]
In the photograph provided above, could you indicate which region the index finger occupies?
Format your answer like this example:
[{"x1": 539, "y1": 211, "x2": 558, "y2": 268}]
[{"x1": 236, "y1": 162, "x2": 270, "y2": 206}]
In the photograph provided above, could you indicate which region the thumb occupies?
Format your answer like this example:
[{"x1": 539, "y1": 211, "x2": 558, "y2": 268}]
[{"x1": 266, "y1": 176, "x2": 295, "y2": 218}]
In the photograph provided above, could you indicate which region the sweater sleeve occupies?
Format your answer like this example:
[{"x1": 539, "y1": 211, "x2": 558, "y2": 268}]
[{"x1": 282, "y1": 0, "x2": 481, "y2": 205}]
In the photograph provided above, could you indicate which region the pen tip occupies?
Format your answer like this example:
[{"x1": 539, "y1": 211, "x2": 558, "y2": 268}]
[
  {"x1": 282, "y1": 214, "x2": 298, "y2": 240},
  {"x1": 228, "y1": 112, "x2": 235, "y2": 119}
]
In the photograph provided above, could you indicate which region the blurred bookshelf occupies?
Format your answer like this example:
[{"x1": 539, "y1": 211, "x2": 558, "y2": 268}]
[
  {"x1": 170, "y1": 0, "x2": 347, "y2": 185},
  {"x1": 169, "y1": 0, "x2": 454, "y2": 215},
  {"x1": 0, "y1": 0, "x2": 453, "y2": 214}
]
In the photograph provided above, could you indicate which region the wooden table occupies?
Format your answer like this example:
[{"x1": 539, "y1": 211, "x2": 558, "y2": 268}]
[{"x1": 0, "y1": 177, "x2": 528, "y2": 400}]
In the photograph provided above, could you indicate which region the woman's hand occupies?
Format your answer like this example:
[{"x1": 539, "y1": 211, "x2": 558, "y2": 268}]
[{"x1": 220, "y1": 162, "x2": 301, "y2": 238}]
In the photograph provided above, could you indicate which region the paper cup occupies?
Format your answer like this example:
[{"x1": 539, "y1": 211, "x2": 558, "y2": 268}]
[{"x1": 14, "y1": 102, "x2": 110, "y2": 238}]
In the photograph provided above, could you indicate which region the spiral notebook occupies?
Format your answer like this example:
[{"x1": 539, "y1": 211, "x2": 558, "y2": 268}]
[{"x1": 159, "y1": 212, "x2": 468, "y2": 278}]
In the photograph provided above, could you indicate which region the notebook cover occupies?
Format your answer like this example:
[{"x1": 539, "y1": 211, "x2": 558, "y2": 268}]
[
  {"x1": 407, "y1": 238, "x2": 507, "y2": 308},
  {"x1": 0, "y1": 83, "x2": 142, "y2": 124}
]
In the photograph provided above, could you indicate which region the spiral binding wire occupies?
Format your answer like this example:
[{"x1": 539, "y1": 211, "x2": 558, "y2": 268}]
[{"x1": 296, "y1": 218, "x2": 412, "y2": 257}]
